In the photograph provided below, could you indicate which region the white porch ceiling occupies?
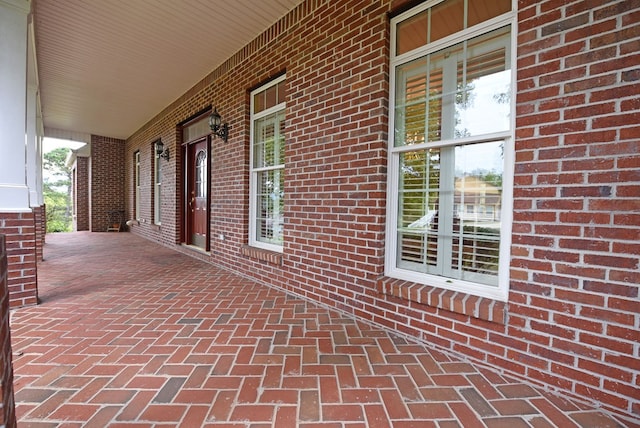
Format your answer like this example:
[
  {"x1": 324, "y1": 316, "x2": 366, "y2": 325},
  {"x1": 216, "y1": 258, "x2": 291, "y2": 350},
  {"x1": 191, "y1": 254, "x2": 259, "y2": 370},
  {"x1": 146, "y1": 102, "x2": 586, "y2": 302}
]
[{"x1": 34, "y1": 0, "x2": 304, "y2": 140}]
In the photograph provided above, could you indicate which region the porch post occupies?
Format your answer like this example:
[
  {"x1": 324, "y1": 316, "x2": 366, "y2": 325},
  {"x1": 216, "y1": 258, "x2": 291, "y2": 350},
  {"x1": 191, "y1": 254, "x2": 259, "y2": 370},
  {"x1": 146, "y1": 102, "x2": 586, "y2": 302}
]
[
  {"x1": 0, "y1": 0, "x2": 31, "y2": 211},
  {"x1": 0, "y1": 0, "x2": 39, "y2": 308},
  {"x1": 26, "y1": 20, "x2": 46, "y2": 261}
]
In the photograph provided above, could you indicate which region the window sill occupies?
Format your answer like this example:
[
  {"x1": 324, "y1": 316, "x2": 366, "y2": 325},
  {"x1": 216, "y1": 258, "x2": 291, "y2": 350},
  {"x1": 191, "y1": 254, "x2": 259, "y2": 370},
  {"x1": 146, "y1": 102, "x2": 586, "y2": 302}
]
[
  {"x1": 376, "y1": 277, "x2": 507, "y2": 324},
  {"x1": 241, "y1": 245, "x2": 282, "y2": 265}
]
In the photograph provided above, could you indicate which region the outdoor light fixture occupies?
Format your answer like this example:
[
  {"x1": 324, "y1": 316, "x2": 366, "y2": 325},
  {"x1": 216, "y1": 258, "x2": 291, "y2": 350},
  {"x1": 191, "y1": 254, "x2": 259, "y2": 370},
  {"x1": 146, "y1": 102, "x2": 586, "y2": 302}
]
[
  {"x1": 155, "y1": 139, "x2": 170, "y2": 161},
  {"x1": 209, "y1": 107, "x2": 229, "y2": 142}
]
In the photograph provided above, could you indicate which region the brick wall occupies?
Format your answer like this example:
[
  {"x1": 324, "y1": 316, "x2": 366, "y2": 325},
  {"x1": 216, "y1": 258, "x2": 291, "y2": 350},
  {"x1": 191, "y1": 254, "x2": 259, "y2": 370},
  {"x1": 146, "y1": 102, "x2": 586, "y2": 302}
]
[
  {"x1": 90, "y1": 135, "x2": 125, "y2": 232},
  {"x1": 73, "y1": 156, "x2": 90, "y2": 231},
  {"x1": 511, "y1": 0, "x2": 640, "y2": 417},
  {"x1": 124, "y1": 0, "x2": 639, "y2": 420},
  {"x1": 0, "y1": 213, "x2": 38, "y2": 308},
  {"x1": 0, "y1": 235, "x2": 17, "y2": 428}
]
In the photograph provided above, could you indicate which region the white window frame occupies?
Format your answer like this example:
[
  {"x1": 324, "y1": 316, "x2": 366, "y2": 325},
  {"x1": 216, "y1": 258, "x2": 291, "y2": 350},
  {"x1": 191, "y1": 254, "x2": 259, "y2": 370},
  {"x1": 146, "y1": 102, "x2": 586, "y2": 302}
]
[
  {"x1": 154, "y1": 144, "x2": 161, "y2": 225},
  {"x1": 385, "y1": 0, "x2": 516, "y2": 301},
  {"x1": 134, "y1": 151, "x2": 141, "y2": 220},
  {"x1": 249, "y1": 75, "x2": 286, "y2": 253}
]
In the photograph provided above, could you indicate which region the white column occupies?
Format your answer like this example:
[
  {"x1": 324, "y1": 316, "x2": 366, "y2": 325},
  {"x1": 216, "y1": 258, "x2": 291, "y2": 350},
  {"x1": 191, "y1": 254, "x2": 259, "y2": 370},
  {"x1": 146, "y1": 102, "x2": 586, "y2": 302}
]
[
  {"x1": 0, "y1": 0, "x2": 31, "y2": 212},
  {"x1": 27, "y1": 15, "x2": 43, "y2": 207},
  {"x1": 26, "y1": 84, "x2": 39, "y2": 207}
]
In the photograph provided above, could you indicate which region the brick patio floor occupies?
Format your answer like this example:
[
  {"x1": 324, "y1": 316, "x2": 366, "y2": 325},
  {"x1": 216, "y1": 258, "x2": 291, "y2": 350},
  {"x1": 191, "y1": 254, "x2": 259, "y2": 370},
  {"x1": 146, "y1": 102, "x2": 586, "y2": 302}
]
[{"x1": 9, "y1": 232, "x2": 635, "y2": 427}]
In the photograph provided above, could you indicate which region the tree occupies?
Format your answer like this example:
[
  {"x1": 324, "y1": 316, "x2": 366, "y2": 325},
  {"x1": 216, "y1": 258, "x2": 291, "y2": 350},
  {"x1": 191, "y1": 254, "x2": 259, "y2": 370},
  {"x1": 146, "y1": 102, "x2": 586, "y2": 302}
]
[{"x1": 43, "y1": 148, "x2": 72, "y2": 232}]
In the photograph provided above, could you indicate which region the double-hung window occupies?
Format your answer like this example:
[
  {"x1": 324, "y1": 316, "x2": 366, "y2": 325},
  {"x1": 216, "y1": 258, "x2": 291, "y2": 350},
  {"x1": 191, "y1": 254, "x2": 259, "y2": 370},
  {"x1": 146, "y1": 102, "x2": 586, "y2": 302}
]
[
  {"x1": 386, "y1": 0, "x2": 514, "y2": 300},
  {"x1": 250, "y1": 75, "x2": 286, "y2": 252},
  {"x1": 134, "y1": 151, "x2": 141, "y2": 220},
  {"x1": 153, "y1": 141, "x2": 162, "y2": 225}
]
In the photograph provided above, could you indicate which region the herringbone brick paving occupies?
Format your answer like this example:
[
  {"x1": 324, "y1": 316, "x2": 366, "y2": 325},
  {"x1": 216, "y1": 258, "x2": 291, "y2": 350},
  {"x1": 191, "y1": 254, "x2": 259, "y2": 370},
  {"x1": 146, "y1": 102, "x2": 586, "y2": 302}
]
[{"x1": 8, "y1": 232, "x2": 633, "y2": 427}]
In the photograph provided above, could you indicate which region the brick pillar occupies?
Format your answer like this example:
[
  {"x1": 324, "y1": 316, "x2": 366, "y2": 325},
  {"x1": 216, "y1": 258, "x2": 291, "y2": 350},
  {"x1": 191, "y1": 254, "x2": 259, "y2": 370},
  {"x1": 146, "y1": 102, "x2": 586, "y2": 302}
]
[
  {"x1": 90, "y1": 135, "x2": 125, "y2": 232},
  {"x1": 0, "y1": 234, "x2": 17, "y2": 428},
  {"x1": 0, "y1": 212, "x2": 38, "y2": 308},
  {"x1": 74, "y1": 156, "x2": 90, "y2": 231}
]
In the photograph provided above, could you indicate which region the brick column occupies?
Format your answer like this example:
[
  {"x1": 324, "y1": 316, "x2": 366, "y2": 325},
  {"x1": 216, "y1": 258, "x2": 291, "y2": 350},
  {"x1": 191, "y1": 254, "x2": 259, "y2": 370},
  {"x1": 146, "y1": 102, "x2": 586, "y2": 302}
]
[
  {"x1": 0, "y1": 213, "x2": 38, "y2": 308},
  {"x1": 73, "y1": 156, "x2": 90, "y2": 231},
  {"x1": 0, "y1": 235, "x2": 17, "y2": 428},
  {"x1": 90, "y1": 135, "x2": 125, "y2": 232}
]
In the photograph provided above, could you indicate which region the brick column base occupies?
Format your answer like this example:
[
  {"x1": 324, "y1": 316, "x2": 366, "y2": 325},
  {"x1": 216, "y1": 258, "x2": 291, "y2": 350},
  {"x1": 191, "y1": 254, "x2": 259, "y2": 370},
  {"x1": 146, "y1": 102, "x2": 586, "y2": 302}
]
[
  {"x1": 0, "y1": 234, "x2": 17, "y2": 427},
  {"x1": 0, "y1": 212, "x2": 38, "y2": 308}
]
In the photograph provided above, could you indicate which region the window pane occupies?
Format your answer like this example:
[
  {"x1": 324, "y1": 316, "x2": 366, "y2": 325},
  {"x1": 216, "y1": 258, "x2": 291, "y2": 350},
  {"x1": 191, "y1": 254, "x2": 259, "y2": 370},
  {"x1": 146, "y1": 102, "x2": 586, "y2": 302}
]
[
  {"x1": 394, "y1": 48, "x2": 450, "y2": 146},
  {"x1": 256, "y1": 169, "x2": 284, "y2": 245},
  {"x1": 254, "y1": 91, "x2": 264, "y2": 114},
  {"x1": 455, "y1": 27, "x2": 511, "y2": 138},
  {"x1": 451, "y1": 141, "x2": 502, "y2": 284},
  {"x1": 265, "y1": 84, "x2": 278, "y2": 110},
  {"x1": 183, "y1": 116, "x2": 210, "y2": 142},
  {"x1": 396, "y1": 10, "x2": 427, "y2": 55},
  {"x1": 254, "y1": 110, "x2": 285, "y2": 168},
  {"x1": 395, "y1": 26, "x2": 510, "y2": 146},
  {"x1": 430, "y1": 0, "x2": 464, "y2": 43},
  {"x1": 395, "y1": 58, "x2": 426, "y2": 146},
  {"x1": 468, "y1": 0, "x2": 511, "y2": 27},
  {"x1": 277, "y1": 80, "x2": 286, "y2": 105},
  {"x1": 396, "y1": 141, "x2": 502, "y2": 285},
  {"x1": 397, "y1": 149, "x2": 440, "y2": 274},
  {"x1": 396, "y1": 0, "x2": 511, "y2": 55}
]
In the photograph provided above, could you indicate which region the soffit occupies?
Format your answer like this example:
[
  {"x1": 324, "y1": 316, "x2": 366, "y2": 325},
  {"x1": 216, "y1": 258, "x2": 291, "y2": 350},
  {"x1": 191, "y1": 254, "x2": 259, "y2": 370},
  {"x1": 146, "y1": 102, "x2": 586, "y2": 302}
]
[{"x1": 33, "y1": 0, "x2": 303, "y2": 140}]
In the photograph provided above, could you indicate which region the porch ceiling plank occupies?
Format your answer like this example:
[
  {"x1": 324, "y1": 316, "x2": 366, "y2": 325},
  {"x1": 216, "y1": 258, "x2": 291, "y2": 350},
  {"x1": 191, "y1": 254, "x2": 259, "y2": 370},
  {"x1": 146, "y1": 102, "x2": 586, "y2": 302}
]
[{"x1": 33, "y1": 0, "x2": 304, "y2": 140}]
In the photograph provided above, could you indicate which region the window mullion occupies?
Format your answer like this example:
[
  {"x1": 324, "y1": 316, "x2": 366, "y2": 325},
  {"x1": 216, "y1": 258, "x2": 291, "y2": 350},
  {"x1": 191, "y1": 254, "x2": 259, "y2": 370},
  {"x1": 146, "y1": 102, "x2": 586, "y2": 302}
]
[
  {"x1": 436, "y1": 54, "x2": 457, "y2": 276},
  {"x1": 437, "y1": 146, "x2": 454, "y2": 277}
]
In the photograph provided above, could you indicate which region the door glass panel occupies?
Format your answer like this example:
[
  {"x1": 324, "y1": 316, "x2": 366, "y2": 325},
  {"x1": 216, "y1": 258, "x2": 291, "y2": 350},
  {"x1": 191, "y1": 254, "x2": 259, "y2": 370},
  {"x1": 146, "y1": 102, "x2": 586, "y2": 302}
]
[{"x1": 195, "y1": 150, "x2": 207, "y2": 198}]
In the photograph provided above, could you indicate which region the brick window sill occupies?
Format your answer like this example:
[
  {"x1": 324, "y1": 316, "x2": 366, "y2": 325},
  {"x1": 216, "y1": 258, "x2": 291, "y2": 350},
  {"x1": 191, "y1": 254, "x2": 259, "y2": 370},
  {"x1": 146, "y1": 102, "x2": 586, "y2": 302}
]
[
  {"x1": 376, "y1": 277, "x2": 507, "y2": 324},
  {"x1": 241, "y1": 245, "x2": 282, "y2": 265}
]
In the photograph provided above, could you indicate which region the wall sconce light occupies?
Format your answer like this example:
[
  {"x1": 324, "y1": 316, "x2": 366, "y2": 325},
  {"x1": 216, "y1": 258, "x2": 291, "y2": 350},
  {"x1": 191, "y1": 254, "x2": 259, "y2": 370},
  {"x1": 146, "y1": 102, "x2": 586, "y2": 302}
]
[
  {"x1": 155, "y1": 139, "x2": 170, "y2": 161},
  {"x1": 209, "y1": 107, "x2": 230, "y2": 142}
]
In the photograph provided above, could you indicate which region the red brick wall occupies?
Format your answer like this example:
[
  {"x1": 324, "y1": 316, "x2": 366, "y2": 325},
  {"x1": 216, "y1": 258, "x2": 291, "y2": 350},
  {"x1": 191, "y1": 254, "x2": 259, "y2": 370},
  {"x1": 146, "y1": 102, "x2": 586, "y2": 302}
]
[
  {"x1": 124, "y1": 0, "x2": 640, "y2": 420},
  {"x1": 90, "y1": 135, "x2": 125, "y2": 232},
  {"x1": 73, "y1": 156, "x2": 90, "y2": 231},
  {"x1": 511, "y1": 0, "x2": 640, "y2": 417},
  {"x1": 0, "y1": 213, "x2": 38, "y2": 308},
  {"x1": 0, "y1": 234, "x2": 17, "y2": 428}
]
